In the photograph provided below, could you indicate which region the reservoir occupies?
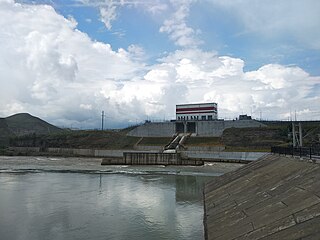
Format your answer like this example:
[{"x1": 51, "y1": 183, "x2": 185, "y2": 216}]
[
  {"x1": 0, "y1": 171, "x2": 207, "y2": 240},
  {"x1": 0, "y1": 156, "x2": 242, "y2": 240}
]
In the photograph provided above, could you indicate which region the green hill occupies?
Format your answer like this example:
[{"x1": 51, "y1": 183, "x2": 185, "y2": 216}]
[{"x1": 0, "y1": 113, "x2": 63, "y2": 147}]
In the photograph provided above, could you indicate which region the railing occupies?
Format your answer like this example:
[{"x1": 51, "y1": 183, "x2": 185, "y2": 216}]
[{"x1": 271, "y1": 146, "x2": 320, "y2": 160}]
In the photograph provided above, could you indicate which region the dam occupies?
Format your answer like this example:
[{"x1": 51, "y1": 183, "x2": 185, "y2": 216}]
[
  {"x1": 203, "y1": 154, "x2": 320, "y2": 239},
  {"x1": 127, "y1": 119, "x2": 265, "y2": 137}
]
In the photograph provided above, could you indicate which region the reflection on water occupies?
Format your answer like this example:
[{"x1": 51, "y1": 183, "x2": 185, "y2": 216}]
[{"x1": 0, "y1": 172, "x2": 209, "y2": 240}]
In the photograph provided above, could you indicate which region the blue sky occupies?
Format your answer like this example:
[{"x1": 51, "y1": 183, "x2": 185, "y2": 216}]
[
  {"x1": 1, "y1": 0, "x2": 320, "y2": 128},
  {"x1": 20, "y1": 0, "x2": 319, "y2": 74}
]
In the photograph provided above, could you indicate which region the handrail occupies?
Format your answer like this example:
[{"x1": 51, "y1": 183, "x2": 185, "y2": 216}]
[{"x1": 271, "y1": 146, "x2": 320, "y2": 160}]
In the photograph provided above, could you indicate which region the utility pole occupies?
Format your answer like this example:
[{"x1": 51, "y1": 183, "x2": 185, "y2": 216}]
[
  {"x1": 292, "y1": 121, "x2": 302, "y2": 147},
  {"x1": 299, "y1": 122, "x2": 303, "y2": 147},
  {"x1": 101, "y1": 111, "x2": 105, "y2": 131}
]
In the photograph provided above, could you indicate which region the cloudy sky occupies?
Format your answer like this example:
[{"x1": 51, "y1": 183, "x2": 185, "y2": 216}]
[{"x1": 0, "y1": 0, "x2": 319, "y2": 129}]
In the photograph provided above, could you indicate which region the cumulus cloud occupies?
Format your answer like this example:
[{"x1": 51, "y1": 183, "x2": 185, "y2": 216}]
[{"x1": 0, "y1": 0, "x2": 319, "y2": 129}]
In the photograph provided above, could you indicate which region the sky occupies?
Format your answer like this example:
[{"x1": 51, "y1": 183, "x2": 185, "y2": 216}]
[{"x1": 0, "y1": 0, "x2": 320, "y2": 129}]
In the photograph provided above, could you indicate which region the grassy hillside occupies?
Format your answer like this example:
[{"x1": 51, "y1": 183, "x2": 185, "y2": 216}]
[
  {"x1": 0, "y1": 118, "x2": 12, "y2": 146},
  {"x1": 0, "y1": 113, "x2": 63, "y2": 147},
  {"x1": 221, "y1": 127, "x2": 288, "y2": 151},
  {"x1": 6, "y1": 113, "x2": 62, "y2": 136},
  {"x1": 10, "y1": 129, "x2": 140, "y2": 150}
]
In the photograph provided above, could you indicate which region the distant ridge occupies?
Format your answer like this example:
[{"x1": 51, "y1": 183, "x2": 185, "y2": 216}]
[{"x1": 0, "y1": 113, "x2": 62, "y2": 146}]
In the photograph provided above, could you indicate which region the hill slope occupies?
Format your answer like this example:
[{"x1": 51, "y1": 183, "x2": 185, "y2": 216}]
[{"x1": 0, "y1": 113, "x2": 62, "y2": 147}]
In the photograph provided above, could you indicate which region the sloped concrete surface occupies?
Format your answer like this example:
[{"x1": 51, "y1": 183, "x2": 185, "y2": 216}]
[{"x1": 204, "y1": 154, "x2": 320, "y2": 240}]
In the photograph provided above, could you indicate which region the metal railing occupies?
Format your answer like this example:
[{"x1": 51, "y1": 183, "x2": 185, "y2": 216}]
[{"x1": 271, "y1": 146, "x2": 320, "y2": 160}]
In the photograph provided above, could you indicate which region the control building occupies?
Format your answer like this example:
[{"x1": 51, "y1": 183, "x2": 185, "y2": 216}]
[
  {"x1": 176, "y1": 103, "x2": 218, "y2": 121},
  {"x1": 175, "y1": 102, "x2": 218, "y2": 134}
]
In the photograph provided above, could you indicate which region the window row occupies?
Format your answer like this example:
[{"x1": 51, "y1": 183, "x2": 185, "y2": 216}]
[{"x1": 177, "y1": 115, "x2": 213, "y2": 121}]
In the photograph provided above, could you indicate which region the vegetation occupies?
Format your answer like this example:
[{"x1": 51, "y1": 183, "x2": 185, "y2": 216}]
[
  {"x1": 185, "y1": 137, "x2": 222, "y2": 146},
  {"x1": 10, "y1": 130, "x2": 140, "y2": 150},
  {"x1": 138, "y1": 137, "x2": 172, "y2": 146}
]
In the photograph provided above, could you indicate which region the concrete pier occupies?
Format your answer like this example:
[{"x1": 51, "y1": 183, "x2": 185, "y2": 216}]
[{"x1": 204, "y1": 154, "x2": 320, "y2": 239}]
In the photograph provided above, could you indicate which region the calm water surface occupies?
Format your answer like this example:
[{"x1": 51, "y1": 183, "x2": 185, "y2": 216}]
[{"x1": 0, "y1": 171, "x2": 210, "y2": 240}]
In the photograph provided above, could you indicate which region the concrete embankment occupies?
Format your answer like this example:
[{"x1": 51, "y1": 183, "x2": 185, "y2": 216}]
[
  {"x1": 184, "y1": 151, "x2": 267, "y2": 163},
  {"x1": 6, "y1": 147, "x2": 267, "y2": 164},
  {"x1": 203, "y1": 154, "x2": 320, "y2": 240}
]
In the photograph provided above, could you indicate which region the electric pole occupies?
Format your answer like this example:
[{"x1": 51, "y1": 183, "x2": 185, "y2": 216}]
[
  {"x1": 101, "y1": 111, "x2": 105, "y2": 131},
  {"x1": 292, "y1": 121, "x2": 303, "y2": 147}
]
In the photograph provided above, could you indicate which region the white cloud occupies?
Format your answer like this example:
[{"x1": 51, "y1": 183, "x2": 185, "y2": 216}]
[
  {"x1": 159, "y1": 0, "x2": 202, "y2": 48},
  {"x1": 76, "y1": 0, "x2": 169, "y2": 30},
  {"x1": 0, "y1": 0, "x2": 319, "y2": 129},
  {"x1": 99, "y1": 1, "x2": 117, "y2": 30},
  {"x1": 207, "y1": 0, "x2": 320, "y2": 49}
]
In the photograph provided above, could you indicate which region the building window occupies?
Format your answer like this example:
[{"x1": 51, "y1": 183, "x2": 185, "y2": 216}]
[
  {"x1": 208, "y1": 115, "x2": 213, "y2": 120},
  {"x1": 201, "y1": 116, "x2": 206, "y2": 120}
]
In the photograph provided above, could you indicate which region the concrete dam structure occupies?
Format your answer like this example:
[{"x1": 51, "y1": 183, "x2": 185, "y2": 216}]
[
  {"x1": 127, "y1": 119, "x2": 266, "y2": 137},
  {"x1": 204, "y1": 154, "x2": 320, "y2": 239}
]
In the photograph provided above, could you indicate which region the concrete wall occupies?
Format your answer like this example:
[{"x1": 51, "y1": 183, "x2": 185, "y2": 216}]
[
  {"x1": 123, "y1": 152, "x2": 181, "y2": 165},
  {"x1": 9, "y1": 147, "x2": 267, "y2": 162},
  {"x1": 186, "y1": 146, "x2": 225, "y2": 152},
  {"x1": 184, "y1": 151, "x2": 267, "y2": 162},
  {"x1": 121, "y1": 152, "x2": 203, "y2": 165},
  {"x1": 127, "y1": 120, "x2": 266, "y2": 137},
  {"x1": 127, "y1": 122, "x2": 175, "y2": 137},
  {"x1": 10, "y1": 147, "x2": 138, "y2": 158},
  {"x1": 134, "y1": 145, "x2": 163, "y2": 151},
  {"x1": 196, "y1": 121, "x2": 225, "y2": 136}
]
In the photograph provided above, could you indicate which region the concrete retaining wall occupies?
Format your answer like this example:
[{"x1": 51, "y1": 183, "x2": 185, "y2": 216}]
[
  {"x1": 128, "y1": 122, "x2": 175, "y2": 137},
  {"x1": 184, "y1": 151, "x2": 267, "y2": 162},
  {"x1": 186, "y1": 146, "x2": 225, "y2": 152},
  {"x1": 8, "y1": 147, "x2": 267, "y2": 163},
  {"x1": 134, "y1": 145, "x2": 163, "y2": 151},
  {"x1": 10, "y1": 147, "x2": 137, "y2": 158}
]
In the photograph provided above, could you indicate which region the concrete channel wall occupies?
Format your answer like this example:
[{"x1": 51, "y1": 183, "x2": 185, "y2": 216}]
[
  {"x1": 10, "y1": 147, "x2": 137, "y2": 158},
  {"x1": 9, "y1": 147, "x2": 266, "y2": 163},
  {"x1": 184, "y1": 151, "x2": 267, "y2": 162}
]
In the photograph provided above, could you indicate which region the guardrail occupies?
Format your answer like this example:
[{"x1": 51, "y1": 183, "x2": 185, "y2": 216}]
[{"x1": 271, "y1": 146, "x2": 320, "y2": 160}]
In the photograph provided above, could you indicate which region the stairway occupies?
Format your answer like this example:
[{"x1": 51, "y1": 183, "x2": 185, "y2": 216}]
[{"x1": 163, "y1": 133, "x2": 190, "y2": 153}]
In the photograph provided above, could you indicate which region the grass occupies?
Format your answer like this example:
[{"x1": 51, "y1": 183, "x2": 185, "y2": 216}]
[
  {"x1": 224, "y1": 146, "x2": 271, "y2": 152},
  {"x1": 185, "y1": 137, "x2": 223, "y2": 146},
  {"x1": 138, "y1": 137, "x2": 172, "y2": 146},
  {"x1": 10, "y1": 130, "x2": 141, "y2": 150}
]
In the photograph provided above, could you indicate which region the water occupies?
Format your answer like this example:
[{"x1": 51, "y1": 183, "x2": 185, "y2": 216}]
[{"x1": 0, "y1": 171, "x2": 210, "y2": 240}]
